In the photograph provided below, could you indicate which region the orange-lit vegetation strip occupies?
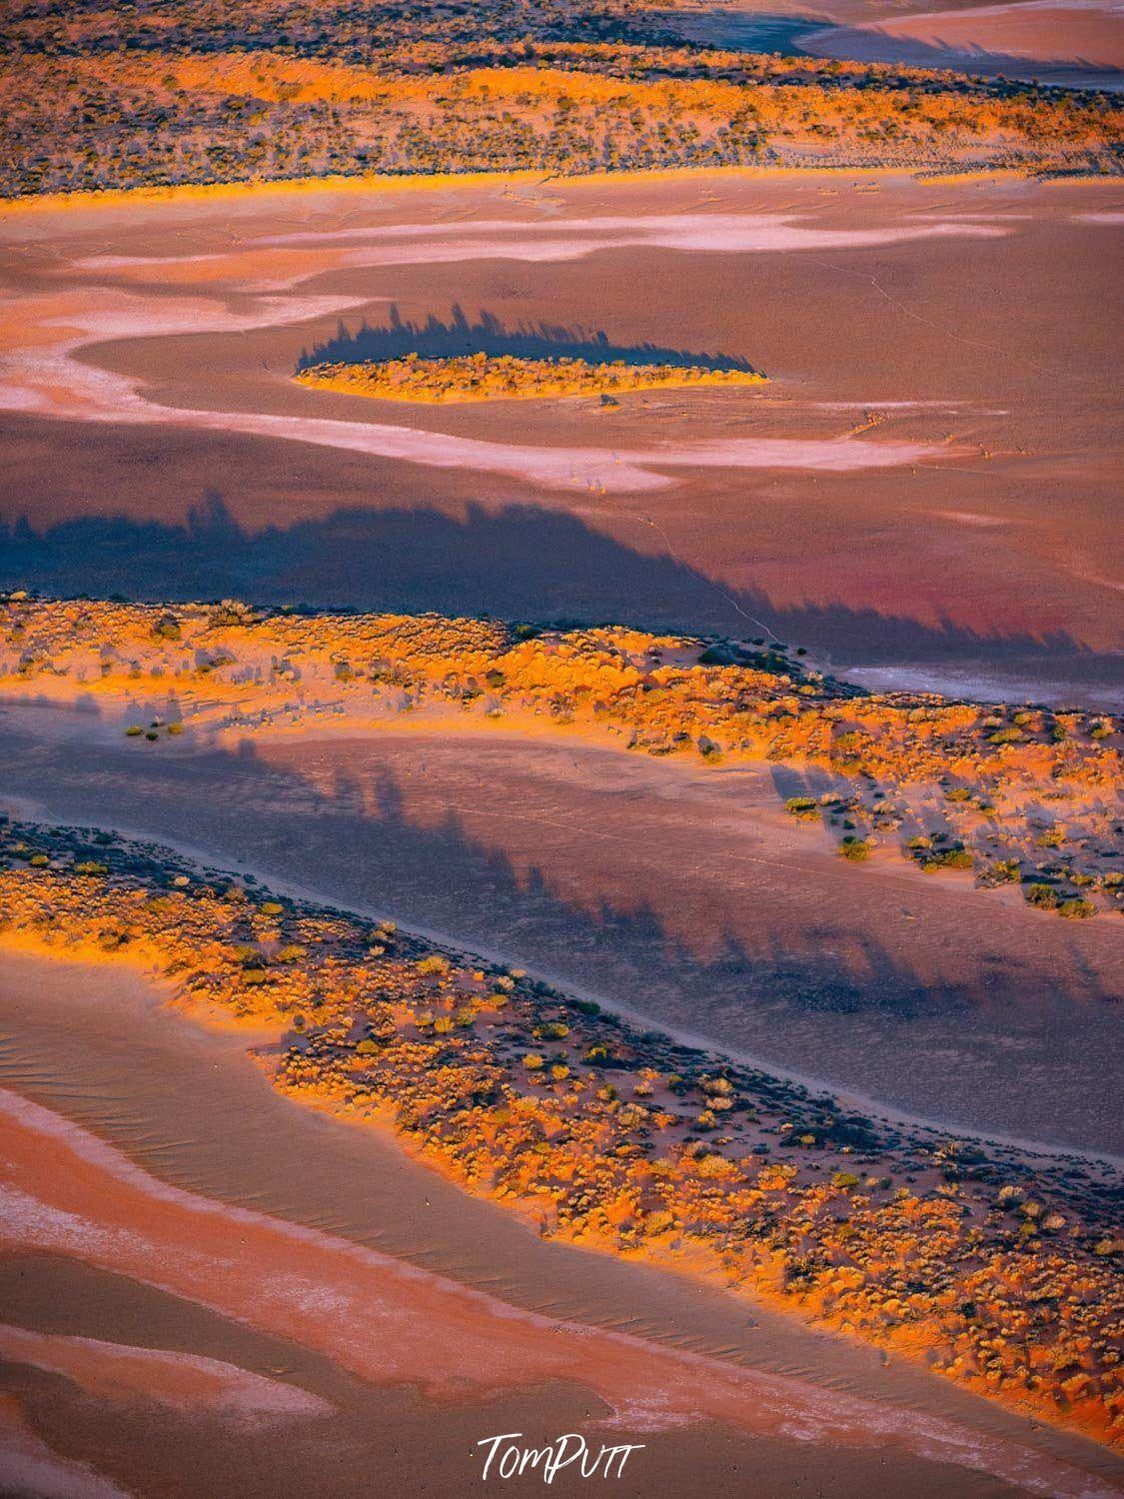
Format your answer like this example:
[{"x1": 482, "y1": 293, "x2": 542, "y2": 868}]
[
  {"x1": 3, "y1": 597, "x2": 1121, "y2": 917},
  {"x1": 0, "y1": 819, "x2": 1120, "y2": 1446},
  {"x1": 295, "y1": 353, "x2": 766, "y2": 404},
  {"x1": 2, "y1": 17, "x2": 1120, "y2": 201}
]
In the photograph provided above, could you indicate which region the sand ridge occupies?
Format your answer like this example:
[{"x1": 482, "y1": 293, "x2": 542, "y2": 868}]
[
  {"x1": 1, "y1": 818, "x2": 1121, "y2": 1451},
  {"x1": 4, "y1": 596, "x2": 1119, "y2": 921}
]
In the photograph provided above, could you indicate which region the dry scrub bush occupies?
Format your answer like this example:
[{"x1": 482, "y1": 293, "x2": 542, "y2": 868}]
[{"x1": 1, "y1": 2, "x2": 1118, "y2": 198}]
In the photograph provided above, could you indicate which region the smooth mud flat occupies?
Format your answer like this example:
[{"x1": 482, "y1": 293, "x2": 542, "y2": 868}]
[
  {"x1": 1, "y1": 950, "x2": 1120, "y2": 1499},
  {"x1": 1, "y1": 705, "x2": 1121, "y2": 1157},
  {"x1": 1, "y1": 170, "x2": 1121, "y2": 703},
  {"x1": 800, "y1": 0, "x2": 1124, "y2": 90},
  {"x1": 671, "y1": 0, "x2": 1124, "y2": 91}
]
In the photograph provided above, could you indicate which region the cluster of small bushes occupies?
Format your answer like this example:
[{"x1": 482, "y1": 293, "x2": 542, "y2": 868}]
[
  {"x1": 2, "y1": 0, "x2": 1121, "y2": 199},
  {"x1": 297, "y1": 353, "x2": 766, "y2": 403},
  {"x1": 124, "y1": 719, "x2": 184, "y2": 742},
  {"x1": 1024, "y1": 883, "x2": 1097, "y2": 919},
  {"x1": 906, "y1": 836, "x2": 974, "y2": 873}
]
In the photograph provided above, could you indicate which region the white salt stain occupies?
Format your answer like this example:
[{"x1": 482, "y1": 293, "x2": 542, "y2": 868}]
[
  {"x1": 933, "y1": 509, "x2": 1010, "y2": 526},
  {"x1": 73, "y1": 210, "x2": 1011, "y2": 290},
  {"x1": 257, "y1": 211, "x2": 1013, "y2": 260},
  {"x1": 70, "y1": 213, "x2": 1017, "y2": 295},
  {"x1": 0, "y1": 284, "x2": 951, "y2": 493},
  {"x1": 186, "y1": 412, "x2": 943, "y2": 491}
]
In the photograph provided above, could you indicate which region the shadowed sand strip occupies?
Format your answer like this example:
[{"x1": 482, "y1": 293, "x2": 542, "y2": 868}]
[
  {"x1": 0, "y1": 1083, "x2": 1116, "y2": 1496},
  {"x1": 0, "y1": 1391, "x2": 129, "y2": 1499}
]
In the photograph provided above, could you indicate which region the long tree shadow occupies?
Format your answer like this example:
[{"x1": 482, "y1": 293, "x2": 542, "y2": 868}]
[
  {"x1": 651, "y1": 6, "x2": 1124, "y2": 90},
  {"x1": 792, "y1": 23, "x2": 1124, "y2": 90},
  {"x1": 296, "y1": 305, "x2": 761, "y2": 374},
  {"x1": 2, "y1": 493, "x2": 1116, "y2": 687},
  {"x1": 3, "y1": 715, "x2": 1120, "y2": 1151}
]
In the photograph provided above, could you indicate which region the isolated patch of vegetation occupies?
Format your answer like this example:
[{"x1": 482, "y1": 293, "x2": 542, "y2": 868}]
[{"x1": 296, "y1": 352, "x2": 766, "y2": 403}]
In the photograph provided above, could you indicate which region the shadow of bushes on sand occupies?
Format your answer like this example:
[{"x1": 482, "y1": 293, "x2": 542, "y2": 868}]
[
  {"x1": 296, "y1": 305, "x2": 761, "y2": 375},
  {"x1": 652, "y1": 5, "x2": 1124, "y2": 90},
  {"x1": 3, "y1": 715, "x2": 1120, "y2": 1151},
  {"x1": 793, "y1": 24, "x2": 1124, "y2": 91},
  {"x1": 1, "y1": 492, "x2": 1113, "y2": 685}
]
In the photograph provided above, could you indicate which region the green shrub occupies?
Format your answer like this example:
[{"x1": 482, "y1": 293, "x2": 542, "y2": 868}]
[
  {"x1": 1025, "y1": 883, "x2": 1059, "y2": 911},
  {"x1": 536, "y1": 1022, "x2": 569, "y2": 1040},
  {"x1": 1058, "y1": 898, "x2": 1096, "y2": 920},
  {"x1": 839, "y1": 837, "x2": 870, "y2": 862},
  {"x1": 416, "y1": 954, "x2": 450, "y2": 976},
  {"x1": 784, "y1": 796, "x2": 819, "y2": 821},
  {"x1": 948, "y1": 849, "x2": 974, "y2": 869}
]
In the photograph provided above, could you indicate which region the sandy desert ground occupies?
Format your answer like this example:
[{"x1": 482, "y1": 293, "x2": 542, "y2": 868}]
[
  {"x1": 1, "y1": 170, "x2": 1121, "y2": 704},
  {"x1": 1, "y1": 951, "x2": 1120, "y2": 1499},
  {"x1": 2, "y1": 705, "x2": 1121, "y2": 1157},
  {"x1": 0, "y1": 158, "x2": 1121, "y2": 1499}
]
